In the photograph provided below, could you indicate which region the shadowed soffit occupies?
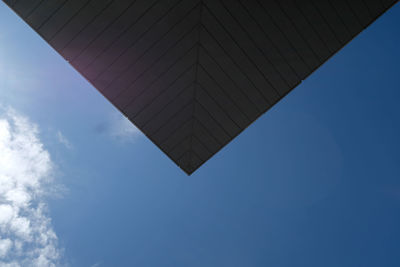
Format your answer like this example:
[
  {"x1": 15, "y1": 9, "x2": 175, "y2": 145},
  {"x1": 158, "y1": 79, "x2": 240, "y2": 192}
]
[{"x1": 3, "y1": 0, "x2": 398, "y2": 174}]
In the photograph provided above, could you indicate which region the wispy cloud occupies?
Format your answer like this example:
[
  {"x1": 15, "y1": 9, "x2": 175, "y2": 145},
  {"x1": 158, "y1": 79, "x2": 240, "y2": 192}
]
[
  {"x1": 93, "y1": 112, "x2": 142, "y2": 143},
  {"x1": 90, "y1": 261, "x2": 102, "y2": 267},
  {"x1": 110, "y1": 115, "x2": 141, "y2": 142},
  {"x1": 0, "y1": 108, "x2": 62, "y2": 266},
  {"x1": 56, "y1": 130, "x2": 72, "y2": 150}
]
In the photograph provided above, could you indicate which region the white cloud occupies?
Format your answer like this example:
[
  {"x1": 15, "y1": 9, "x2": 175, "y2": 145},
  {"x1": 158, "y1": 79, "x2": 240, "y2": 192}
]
[
  {"x1": 0, "y1": 108, "x2": 62, "y2": 266},
  {"x1": 0, "y1": 239, "x2": 12, "y2": 258},
  {"x1": 110, "y1": 114, "x2": 141, "y2": 142},
  {"x1": 56, "y1": 131, "x2": 72, "y2": 150}
]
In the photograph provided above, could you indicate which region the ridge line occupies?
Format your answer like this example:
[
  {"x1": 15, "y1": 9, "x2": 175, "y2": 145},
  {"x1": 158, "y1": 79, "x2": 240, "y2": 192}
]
[{"x1": 187, "y1": 0, "x2": 204, "y2": 173}]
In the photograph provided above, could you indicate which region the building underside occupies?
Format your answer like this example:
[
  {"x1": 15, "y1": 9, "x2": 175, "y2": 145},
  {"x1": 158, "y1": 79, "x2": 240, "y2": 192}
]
[{"x1": 3, "y1": 0, "x2": 398, "y2": 174}]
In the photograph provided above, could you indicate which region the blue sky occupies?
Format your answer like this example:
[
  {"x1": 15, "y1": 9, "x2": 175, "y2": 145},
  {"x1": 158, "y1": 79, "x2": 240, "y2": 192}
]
[{"x1": 0, "y1": 2, "x2": 399, "y2": 266}]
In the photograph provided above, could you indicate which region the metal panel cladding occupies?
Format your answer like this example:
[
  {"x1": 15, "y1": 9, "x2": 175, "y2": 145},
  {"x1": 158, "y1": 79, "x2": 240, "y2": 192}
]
[{"x1": 3, "y1": 0, "x2": 398, "y2": 174}]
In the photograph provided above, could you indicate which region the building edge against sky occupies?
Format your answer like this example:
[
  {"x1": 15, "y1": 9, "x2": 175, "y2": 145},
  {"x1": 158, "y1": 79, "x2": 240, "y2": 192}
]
[{"x1": 2, "y1": 0, "x2": 399, "y2": 174}]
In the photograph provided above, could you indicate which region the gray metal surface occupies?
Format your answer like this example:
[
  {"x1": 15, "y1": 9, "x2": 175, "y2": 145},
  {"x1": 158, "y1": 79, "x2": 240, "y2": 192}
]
[{"x1": 4, "y1": 0, "x2": 398, "y2": 174}]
